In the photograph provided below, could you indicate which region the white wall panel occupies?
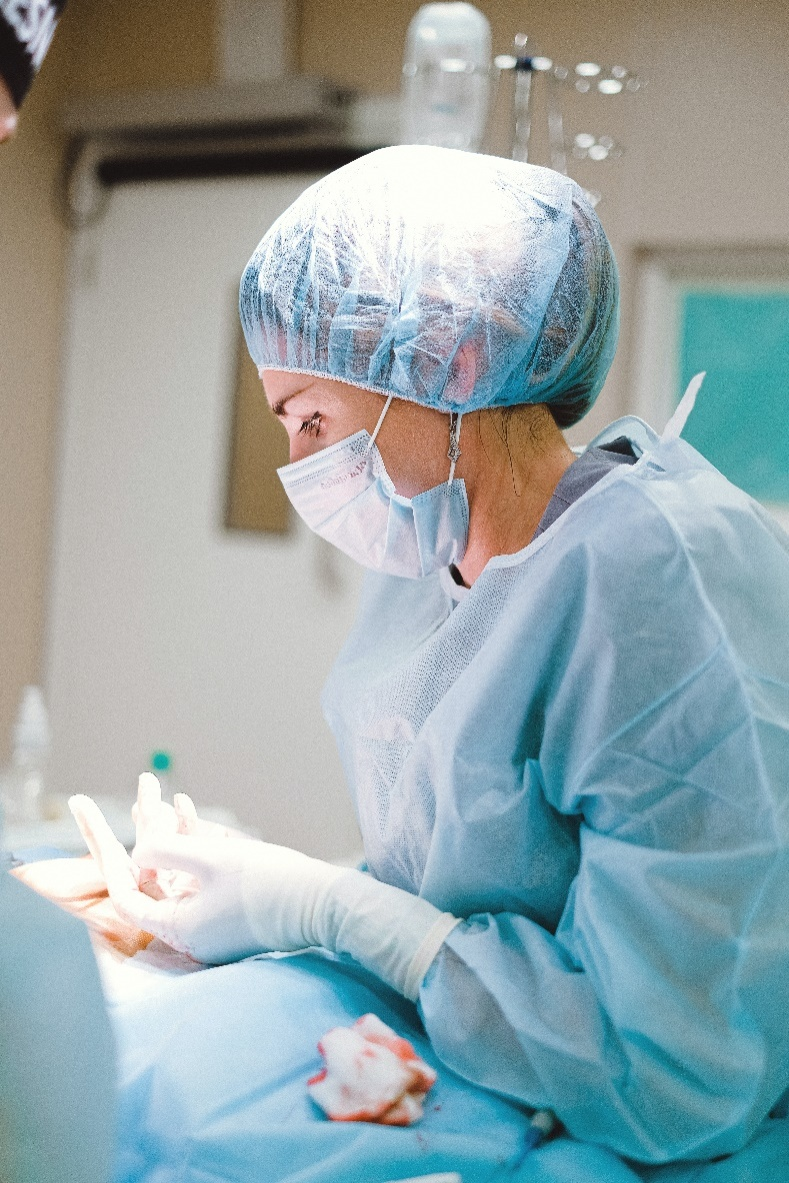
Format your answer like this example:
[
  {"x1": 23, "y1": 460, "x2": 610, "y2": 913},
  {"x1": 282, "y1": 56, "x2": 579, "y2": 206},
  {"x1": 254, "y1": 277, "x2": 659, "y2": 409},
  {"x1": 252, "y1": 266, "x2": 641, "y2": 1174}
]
[{"x1": 47, "y1": 174, "x2": 364, "y2": 859}]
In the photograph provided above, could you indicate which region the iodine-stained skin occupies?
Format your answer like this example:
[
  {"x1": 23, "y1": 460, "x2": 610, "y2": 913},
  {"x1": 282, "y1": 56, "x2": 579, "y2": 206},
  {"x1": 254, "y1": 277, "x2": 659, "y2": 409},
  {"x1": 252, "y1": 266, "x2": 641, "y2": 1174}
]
[
  {"x1": 307, "y1": 1013, "x2": 437, "y2": 1125},
  {"x1": 12, "y1": 855, "x2": 156, "y2": 958}
]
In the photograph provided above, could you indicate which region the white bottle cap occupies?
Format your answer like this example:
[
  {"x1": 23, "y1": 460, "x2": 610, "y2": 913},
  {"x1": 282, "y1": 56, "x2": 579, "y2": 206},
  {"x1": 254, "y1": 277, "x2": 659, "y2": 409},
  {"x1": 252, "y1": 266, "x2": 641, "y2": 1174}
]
[{"x1": 13, "y1": 685, "x2": 51, "y2": 754}]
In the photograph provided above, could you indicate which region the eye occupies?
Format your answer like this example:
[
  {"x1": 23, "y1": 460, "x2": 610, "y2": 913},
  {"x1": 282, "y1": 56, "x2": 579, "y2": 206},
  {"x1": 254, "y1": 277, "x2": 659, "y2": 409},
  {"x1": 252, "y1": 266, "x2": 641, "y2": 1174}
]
[{"x1": 298, "y1": 412, "x2": 322, "y2": 438}]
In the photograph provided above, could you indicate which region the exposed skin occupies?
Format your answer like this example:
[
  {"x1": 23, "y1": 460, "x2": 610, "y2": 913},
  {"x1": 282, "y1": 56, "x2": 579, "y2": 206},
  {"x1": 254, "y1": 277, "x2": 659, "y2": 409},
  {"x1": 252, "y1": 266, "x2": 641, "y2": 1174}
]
[
  {"x1": 260, "y1": 363, "x2": 576, "y2": 587},
  {"x1": 0, "y1": 73, "x2": 18, "y2": 142}
]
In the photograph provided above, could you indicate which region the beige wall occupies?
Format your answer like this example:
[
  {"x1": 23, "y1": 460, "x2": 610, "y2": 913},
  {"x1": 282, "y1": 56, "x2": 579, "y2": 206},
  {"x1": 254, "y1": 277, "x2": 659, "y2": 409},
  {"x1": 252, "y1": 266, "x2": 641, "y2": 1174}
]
[
  {"x1": 0, "y1": 0, "x2": 216, "y2": 762},
  {"x1": 300, "y1": 0, "x2": 789, "y2": 441},
  {"x1": 1, "y1": 0, "x2": 788, "y2": 760}
]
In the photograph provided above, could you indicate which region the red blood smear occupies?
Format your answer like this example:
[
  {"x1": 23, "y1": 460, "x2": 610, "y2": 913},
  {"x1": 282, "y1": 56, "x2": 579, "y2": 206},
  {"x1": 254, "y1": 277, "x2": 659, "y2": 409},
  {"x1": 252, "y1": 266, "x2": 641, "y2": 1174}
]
[
  {"x1": 356, "y1": 1021, "x2": 417, "y2": 1063},
  {"x1": 379, "y1": 1105, "x2": 414, "y2": 1127},
  {"x1": 354, "y1": 1017, "x2": 436, "y2": 1090},
  {"x1": 327, "y1": 1099, "x2": 412, "y2": 1126}
]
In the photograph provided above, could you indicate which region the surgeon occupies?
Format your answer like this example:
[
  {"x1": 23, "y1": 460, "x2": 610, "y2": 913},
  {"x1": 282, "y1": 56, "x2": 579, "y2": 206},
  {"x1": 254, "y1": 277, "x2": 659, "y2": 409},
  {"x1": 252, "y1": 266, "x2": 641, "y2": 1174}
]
[{"x1": 72, "y1": 145, "x2": 789, "y2": 1169}]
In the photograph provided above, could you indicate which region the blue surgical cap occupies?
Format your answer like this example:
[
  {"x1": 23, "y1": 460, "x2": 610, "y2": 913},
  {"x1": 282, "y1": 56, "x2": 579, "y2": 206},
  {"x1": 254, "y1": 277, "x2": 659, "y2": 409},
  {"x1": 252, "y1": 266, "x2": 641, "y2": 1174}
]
[{"x1": 239, "y1": 145, "x2": 619, "y2": 427}]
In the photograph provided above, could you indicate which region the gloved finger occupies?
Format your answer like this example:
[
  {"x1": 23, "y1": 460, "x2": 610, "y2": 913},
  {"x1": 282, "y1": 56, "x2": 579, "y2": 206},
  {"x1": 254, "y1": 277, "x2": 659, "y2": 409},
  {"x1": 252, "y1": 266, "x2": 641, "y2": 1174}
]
[
  {"x1": 133, "y1": 798, "x2": 178, "y2": 835},
  {"x1": 100, "y1": 877, "x2": 187, "y2": 947},
  {"x1": 143, "y1": 792, "x2": 201, "y2": 898},
  {"x1": 132, "y1": 831, "x2": 216, "y2": 879},
  {"x1": 137, "y1": 770, "x2": 161, "y2": 818},
  {"x1": 68, "y1": 794, "x2": 140, "y2": 892},
  {"x1": 136, "y1": 773, "x2": 178, "y2": 836},
  {"x1": 68, "y1": 795, "x2": 198, "y2": 942},
  {"x1": 174, "y1": 793, "x2": 199, "y2": 835},
  {"x1": 171, "y1": 793, "x2": 244, "y2": 842},
  {"x1": 135, "y1": 773, "x2": 179, "y2": 895},
  {"x1": 69, "y1": 796, "x2": 197, "y2": 940}
]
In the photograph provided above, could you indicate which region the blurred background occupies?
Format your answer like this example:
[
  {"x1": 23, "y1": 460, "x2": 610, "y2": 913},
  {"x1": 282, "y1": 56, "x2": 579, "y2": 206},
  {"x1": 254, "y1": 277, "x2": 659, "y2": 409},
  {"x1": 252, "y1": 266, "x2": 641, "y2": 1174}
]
[{"x1": 1, "y1": 0, "x2": 787, "y2": 857}]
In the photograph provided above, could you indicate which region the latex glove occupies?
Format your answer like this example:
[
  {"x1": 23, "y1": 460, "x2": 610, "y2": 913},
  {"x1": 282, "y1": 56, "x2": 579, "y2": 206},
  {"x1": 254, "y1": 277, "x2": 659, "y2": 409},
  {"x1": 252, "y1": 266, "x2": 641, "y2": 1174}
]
[
  {"x1": 132, "y1": 773, "x2": 251, "y2": 844},
  {"x1": 133, "y1": 773, "x2": 198, "y2": 900},
  {"x1": 68, "y1": 794, "x2": 458, "y2": 998},
  {"x1": 132, "y1": 773, "x2": 250, "y2": 899}
]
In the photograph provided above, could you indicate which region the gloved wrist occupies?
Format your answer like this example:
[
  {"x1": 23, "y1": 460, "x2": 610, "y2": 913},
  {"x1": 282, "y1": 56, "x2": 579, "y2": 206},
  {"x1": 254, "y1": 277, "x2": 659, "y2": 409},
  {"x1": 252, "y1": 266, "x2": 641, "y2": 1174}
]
[
  {"x1": 317, "y1": 869, "x2": 459, "y2": 1001},
  {"x1": 234, "y1": 847, "x2": 459, "y2": 995},
  {"x1": 239, "y1": 847, "x2": 348, "y2": 953}
]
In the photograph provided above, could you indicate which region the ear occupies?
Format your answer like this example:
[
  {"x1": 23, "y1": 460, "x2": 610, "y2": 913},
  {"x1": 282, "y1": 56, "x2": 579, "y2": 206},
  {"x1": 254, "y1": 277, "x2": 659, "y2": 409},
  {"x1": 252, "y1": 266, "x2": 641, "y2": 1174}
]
[{"x1": 444, "y1": 342, "x2": 477, "y2": 404}]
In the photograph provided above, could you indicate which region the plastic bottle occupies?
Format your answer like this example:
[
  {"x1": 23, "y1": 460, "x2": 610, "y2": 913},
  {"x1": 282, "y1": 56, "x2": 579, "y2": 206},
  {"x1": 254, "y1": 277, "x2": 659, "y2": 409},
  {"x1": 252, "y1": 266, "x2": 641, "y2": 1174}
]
[
  {"x1": 2, "y1": 686, "x2": 50, "y2": 824},
  {"x1": 401, "y1": 2, "x2": 492, "y2": 152}
]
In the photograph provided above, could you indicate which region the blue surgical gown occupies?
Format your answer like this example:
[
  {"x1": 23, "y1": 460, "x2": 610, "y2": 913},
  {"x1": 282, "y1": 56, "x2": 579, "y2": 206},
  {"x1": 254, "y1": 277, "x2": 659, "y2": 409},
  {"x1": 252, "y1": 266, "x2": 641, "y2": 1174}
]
[{"x1": 322, "y1": 417, "x2": 789, "y2": 1166}]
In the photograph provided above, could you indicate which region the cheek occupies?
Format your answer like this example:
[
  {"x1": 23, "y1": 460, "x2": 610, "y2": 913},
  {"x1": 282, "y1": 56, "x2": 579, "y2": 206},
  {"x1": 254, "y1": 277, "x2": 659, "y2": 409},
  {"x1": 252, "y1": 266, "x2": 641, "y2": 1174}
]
[
  {"x1": 283, "y1": 400, "x2": 383, "y2": 466},
  {"x1": 380, "y1": 451, "x2": 445, "y2": 498},
  {"x1": 288, "y1": 433, "x2": 319, "y2": 464},
  {"x1": 381, "y1": 424, "x2": 450, "y2": 498},
  {"x1": 287, "y1": 418, "x2": 356, "y2": 464},
  {"x1": 296, "y1": 417, "x2": 370, "y2": 462}
]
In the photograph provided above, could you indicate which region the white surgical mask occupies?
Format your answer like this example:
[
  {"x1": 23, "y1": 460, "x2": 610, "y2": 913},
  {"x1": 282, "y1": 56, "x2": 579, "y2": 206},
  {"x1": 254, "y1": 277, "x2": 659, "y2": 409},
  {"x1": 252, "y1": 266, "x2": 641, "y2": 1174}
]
[{"x1": 277, "y1": 401, "x2": 468, "y2": 580}]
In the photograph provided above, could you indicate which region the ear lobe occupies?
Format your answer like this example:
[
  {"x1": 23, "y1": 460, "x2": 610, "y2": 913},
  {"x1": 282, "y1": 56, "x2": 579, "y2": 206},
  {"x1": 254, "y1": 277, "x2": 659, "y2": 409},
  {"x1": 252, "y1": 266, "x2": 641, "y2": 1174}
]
[{"x1": 444, "y1": 342, "x2": 477, "y2": 404}]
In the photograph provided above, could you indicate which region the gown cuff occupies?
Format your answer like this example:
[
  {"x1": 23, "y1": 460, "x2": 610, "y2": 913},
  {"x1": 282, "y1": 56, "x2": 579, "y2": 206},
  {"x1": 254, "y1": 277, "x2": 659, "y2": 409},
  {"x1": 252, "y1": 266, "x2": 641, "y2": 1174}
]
[
  {"x1": 404, "y1": 911, "x2": 461, "y2": 1001},
  {"x1": 326, "y1": 869, "x2": 459, "y2": 1001}
]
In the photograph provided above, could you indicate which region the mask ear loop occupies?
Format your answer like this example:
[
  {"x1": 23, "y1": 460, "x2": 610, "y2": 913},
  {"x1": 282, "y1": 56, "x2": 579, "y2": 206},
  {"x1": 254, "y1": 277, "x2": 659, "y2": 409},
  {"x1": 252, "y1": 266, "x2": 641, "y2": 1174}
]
[
  {"x1": 447, "y1": 412, "x2": 463, "y2": 487},
  {"x1": 366, "y1": 392, "x2": 395, "y2": 454}
]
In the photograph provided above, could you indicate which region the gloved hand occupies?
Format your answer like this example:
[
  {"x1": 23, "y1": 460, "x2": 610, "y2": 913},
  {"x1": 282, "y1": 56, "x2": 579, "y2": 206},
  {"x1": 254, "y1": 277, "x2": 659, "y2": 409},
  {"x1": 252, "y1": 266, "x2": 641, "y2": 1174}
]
[
  {"x1": 68, "y1": 788, "x2": 459, "y2": 999},
  {"x1": 131, "y1": 773, "x2": 250, "y2": 900},
  {"x1": 132, "y1": 773, "x2": 252, "y2": 844}
]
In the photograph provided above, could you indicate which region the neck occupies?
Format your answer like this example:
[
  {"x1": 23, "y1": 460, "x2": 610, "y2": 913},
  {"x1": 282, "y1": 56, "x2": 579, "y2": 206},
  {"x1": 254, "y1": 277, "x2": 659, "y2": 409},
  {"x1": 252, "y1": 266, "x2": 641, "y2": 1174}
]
[{"x1": 454, "y1": 405, "x2": 575, "y2": 586}]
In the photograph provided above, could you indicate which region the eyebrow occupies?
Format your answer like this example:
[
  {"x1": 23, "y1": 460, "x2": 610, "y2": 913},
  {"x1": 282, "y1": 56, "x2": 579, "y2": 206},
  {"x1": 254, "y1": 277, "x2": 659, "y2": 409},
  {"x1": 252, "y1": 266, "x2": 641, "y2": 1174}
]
[
  {"x1": 272, "y1": 394, "x2": 295, "y2": 417},
  {"x1": 265, "y1": 379, "x2": 314, "y2": 418}
]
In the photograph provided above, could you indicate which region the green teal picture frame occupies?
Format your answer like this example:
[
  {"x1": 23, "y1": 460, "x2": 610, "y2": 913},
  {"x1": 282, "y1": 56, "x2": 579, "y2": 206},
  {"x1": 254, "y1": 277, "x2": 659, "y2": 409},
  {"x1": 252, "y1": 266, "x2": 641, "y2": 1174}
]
[
  {"x1": 632, "y1": 248, "x2": 789, "y2": 520},
  {"x1": 679, "y1": 289, "x2": 789, "y2": 503}
]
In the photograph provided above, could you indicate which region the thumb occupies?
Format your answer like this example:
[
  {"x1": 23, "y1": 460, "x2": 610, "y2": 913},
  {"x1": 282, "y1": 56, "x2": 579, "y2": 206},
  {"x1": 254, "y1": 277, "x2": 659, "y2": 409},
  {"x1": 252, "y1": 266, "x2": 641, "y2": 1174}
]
[
  {"x1": 69, "y1": 793, "x2": 139, "y2": 891},
  {"x1": 132, "y1": 831, "x2": 217, "y2": 880}
]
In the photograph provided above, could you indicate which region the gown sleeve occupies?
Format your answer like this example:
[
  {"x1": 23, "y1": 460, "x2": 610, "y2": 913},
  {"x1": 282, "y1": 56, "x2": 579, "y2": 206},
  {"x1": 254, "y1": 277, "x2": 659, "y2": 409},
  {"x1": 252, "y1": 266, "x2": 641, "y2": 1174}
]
[{"x1": 418, "y1": 637, "x2": 789, "y2": 1164}]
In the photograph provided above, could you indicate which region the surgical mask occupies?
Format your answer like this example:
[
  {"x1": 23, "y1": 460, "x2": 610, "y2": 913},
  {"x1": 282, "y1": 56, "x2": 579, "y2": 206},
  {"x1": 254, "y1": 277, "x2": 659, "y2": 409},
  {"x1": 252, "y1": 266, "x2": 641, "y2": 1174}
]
[{"x1": 277, "y1": 398, "x2": 468, "y2": 579}]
